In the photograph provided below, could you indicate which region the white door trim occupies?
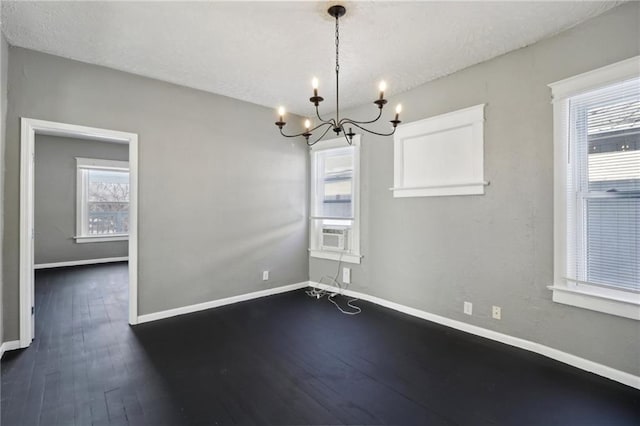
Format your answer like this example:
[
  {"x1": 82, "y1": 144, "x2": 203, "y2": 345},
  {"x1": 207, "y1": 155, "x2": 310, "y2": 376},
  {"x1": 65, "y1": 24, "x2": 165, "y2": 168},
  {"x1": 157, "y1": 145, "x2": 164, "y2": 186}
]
[
  {"x1": 19, "y1": 118, "x2": 139, "y2": 348},
  {"x1": 34, "y1": 256, "x2": 129, "y2": 270}
]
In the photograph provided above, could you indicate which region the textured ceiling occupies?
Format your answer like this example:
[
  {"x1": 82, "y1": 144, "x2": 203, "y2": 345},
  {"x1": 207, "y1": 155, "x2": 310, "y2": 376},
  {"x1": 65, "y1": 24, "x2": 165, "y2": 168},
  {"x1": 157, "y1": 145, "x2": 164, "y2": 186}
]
[{"x1": 1, "y1": 1, "x2": 622, "y2": 116}]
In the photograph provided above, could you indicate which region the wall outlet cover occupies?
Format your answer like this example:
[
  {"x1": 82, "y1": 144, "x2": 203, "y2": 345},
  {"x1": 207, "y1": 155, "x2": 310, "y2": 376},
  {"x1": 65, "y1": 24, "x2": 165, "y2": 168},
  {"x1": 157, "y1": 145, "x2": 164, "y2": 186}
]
[
  {"x1": 464, "y1": 301, "x2": 472, "y2": 315},
  {"x1": 262, "y1": 270, "x2": 269, "y2": 281},
  {"x1": 342, "y1": 267, "x2": 351, "y2": 284},
  {"x1": 492, "y1": 305, "x2": 501, "y2": 320}
]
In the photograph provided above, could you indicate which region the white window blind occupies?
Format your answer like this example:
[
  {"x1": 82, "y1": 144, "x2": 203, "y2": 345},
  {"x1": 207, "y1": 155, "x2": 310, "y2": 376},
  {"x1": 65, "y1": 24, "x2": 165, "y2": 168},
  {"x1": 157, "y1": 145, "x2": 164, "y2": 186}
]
[{"x1": 567, "y1": 77, "x2": 640, "y2": 292}]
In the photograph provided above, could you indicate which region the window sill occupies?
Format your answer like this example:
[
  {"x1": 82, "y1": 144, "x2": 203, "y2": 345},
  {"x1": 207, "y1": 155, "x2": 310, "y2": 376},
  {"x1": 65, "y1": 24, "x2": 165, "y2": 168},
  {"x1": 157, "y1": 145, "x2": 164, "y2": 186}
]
[
  {"x1": 74, "y1": 235, "x2": 129, "y2": 244},
  {"x1": 309, "y1": 249, "x2": 362, "y2": 264},
  {"x1": 548, "y1": 284, "x2": 640, "y2": 320}
]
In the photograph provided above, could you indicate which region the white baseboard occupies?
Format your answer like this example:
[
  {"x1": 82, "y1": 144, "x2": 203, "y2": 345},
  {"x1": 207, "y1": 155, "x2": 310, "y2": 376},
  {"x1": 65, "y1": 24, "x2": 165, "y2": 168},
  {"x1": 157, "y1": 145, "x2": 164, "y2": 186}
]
[
  {"x1": 0, "y1": 340, "x2": 20, "y2": 359},
  {"x1": 34, "y1": 256, "x2": 128, "y2": 270},
  {"x1": 309, "y1": 281, "x2": 640, "y2": 390},
  {"x1": 137, "y1": 281, "x2": 310, "y2": 324}
]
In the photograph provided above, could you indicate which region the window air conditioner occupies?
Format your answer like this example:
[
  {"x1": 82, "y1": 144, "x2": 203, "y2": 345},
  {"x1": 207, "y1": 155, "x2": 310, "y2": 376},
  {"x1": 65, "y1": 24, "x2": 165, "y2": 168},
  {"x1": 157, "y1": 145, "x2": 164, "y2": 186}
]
[{"x1": 321, "y1": 227, "x2": 349, "y2": 251}]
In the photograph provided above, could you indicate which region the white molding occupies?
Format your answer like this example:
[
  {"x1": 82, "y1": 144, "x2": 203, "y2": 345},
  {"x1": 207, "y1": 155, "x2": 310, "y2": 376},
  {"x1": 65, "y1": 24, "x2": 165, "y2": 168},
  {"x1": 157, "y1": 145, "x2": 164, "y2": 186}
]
[
  {"x1": 548, "y1": 285, "x2": 640, "y2": 321},
  {"x1": 396, "y1": 103, "x2": 485, "y2": 134},
  {"x1": 137, "y1": 281, "x2": 310, "y2": 324},
  {"x1": 552, "y1": 94, "x2": 570, "y2": 309},
  {"x1": 308, "y1": 282, "x2": 640, "y2": 390},
  {"x1": 34, "y1": 257, "x2": 128, "y2": 270},
  {"x1": 393, "y1": 104, "x2": 486, "y2": 198},
  {"x1": 309, "y1": 137, "x2": 356, "y2": 151},
  {"x1": 0, "y1": 340, "x2": 20, "y2": 359},
  {"x1": 20, "y1": 118, "x2": 139, "y2": 348},
  {"x1": 19, "y1": 118, "x2": 34, "y2": 348},
  {"x1": 389, "y1": 181, "x2": 489, "y2": 191},
  {"x1": 308, "y1": 249, "x2": 362, "y2": 264},
  {"x1": 76, "y1": 163, "x2": 87, "y2": 238},
  {"x1": 76, "y1": 157, "x2": 129, "y2": 170},
  {"x1": 549, "y1": 55, "x2": 640, "y2": 101},
  {"x1": 128, "y1": 131, "x2": 139, "y2": 326},
  {"x1": 390, "y1": 182, "x2": 487, "y2": 198},
  {"x1": 74, "y1": 235, "x2": 129, "y2": 244}
]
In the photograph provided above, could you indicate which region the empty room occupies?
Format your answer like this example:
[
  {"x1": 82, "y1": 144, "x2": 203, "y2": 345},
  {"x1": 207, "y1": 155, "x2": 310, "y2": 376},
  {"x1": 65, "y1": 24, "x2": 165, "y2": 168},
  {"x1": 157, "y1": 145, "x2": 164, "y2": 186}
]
[{"x1": 0, "y1": 1, "x2": 639, "y2": 425}]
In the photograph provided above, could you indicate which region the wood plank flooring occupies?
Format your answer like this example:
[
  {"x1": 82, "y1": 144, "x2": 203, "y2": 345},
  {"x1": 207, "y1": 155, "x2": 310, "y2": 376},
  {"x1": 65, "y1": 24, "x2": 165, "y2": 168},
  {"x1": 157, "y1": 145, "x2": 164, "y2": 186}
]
[{"x1": 1, "y1": 263, "x2": 639, "y2": 425}]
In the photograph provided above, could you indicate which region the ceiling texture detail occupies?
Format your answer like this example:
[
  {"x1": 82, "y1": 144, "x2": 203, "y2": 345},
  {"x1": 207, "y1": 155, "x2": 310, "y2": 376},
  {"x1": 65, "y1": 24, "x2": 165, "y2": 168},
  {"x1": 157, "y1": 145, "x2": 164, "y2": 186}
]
[{"x1": 1, "y1": 1, "x2": 622, "y2": 115}]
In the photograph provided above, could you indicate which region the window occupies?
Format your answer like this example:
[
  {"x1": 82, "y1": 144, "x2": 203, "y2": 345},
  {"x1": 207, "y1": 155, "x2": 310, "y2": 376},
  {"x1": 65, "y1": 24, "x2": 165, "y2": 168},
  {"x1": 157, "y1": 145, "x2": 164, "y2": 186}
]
[
  {"x1": 549, "y1": 57, "x2": 640, "y2": 320},
  {"x1": 75, "y1": 157, "x2": 130, "y2": 243},
  {"x1": 309, "y1": 136, "x2": 361, "y2": 264}
]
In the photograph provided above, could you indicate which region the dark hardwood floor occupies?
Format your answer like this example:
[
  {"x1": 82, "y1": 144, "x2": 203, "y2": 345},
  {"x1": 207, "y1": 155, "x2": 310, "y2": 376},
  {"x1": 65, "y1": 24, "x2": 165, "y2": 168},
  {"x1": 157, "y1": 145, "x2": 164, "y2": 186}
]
[{"x1": 1, "y1": 263, "x2": 639, "y2": 425}]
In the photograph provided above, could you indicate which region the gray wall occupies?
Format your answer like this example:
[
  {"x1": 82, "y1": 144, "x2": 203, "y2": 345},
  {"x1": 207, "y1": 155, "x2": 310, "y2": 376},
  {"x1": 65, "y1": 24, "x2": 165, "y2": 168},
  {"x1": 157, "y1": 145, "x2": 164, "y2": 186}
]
[
  {"x1": 3, "y1": 47, "x2": 309, "y2": 341},
  {"x1": 310, "y1": 2, "x2": 640, "y2": 376},
  {"x1": 34, "y1": 135, "x2": 129, "y2": 265},
  {"x1": 1, "y1": 30, "x2": 8, "y2": 347}
]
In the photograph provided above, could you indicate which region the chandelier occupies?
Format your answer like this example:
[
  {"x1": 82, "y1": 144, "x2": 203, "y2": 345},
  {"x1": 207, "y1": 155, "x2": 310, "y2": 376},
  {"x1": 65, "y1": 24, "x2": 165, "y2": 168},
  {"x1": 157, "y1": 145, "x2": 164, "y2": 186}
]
[{"x1": 274, "y1": 4, "x2": 402, "y2": 146}]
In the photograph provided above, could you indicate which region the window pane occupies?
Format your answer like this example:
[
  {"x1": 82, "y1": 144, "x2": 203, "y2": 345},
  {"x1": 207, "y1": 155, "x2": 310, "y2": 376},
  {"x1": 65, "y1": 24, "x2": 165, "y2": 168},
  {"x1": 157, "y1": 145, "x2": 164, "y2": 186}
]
[
  {"x1": 585, "y1": 197, "x2": 639, "y2": 291},
  {"x1": 587, "y1": 99, "x2": 640, "y2": 192},
  {"x1": 316, "y1": 148, "x2": 354, "y2": 218},
  {"x1": 87, "y1": 169, "x2": 129, "y2": 235}
]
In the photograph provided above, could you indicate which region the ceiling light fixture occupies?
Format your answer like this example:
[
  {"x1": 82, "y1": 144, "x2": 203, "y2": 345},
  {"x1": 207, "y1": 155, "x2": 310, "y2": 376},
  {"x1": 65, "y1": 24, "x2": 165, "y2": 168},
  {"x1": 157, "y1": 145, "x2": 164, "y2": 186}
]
[{"x1": 275, "y1": 4, "x2": 402, "y2": 146}]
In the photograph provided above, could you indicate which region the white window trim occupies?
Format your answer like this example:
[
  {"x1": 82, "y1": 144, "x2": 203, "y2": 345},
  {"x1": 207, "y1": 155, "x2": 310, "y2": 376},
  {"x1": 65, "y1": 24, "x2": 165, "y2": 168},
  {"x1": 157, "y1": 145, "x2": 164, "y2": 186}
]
[
  {"x1": 74, "y1": 235, "x2": 129, "y2": 244},
  {"x1": 309, "y1": 135, "x2": 362, "y2": 264},
  {"x1": 548, "y1": 55, "x2": 640, "y2": 320},
  {"x1": 76, "y1": 157, "x2": 130, "y2": 243}
]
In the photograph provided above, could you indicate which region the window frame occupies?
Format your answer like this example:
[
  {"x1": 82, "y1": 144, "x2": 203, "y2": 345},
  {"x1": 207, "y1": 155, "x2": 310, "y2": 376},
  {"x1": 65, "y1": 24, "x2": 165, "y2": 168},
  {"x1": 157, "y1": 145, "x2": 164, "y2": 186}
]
[
  {"x1": 548, "y1": 56, "x2": 640, "y2": 320},
  {"x1": 75, "y1": 157, "x2": 130, "y2": 243},
  {"x1": 309, "y1": 135, "x2": 362, "y2": 264}
]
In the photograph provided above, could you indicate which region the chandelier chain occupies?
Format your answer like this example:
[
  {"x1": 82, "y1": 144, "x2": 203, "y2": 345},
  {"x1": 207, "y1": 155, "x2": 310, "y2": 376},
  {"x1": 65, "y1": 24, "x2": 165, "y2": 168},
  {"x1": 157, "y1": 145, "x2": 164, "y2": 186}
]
[
  {"x1": 335, "y1": 15, "x2": 340, "y2": 74},
  {"x1": 335, "y1": 14, "x2": 340, "y2": 125}
]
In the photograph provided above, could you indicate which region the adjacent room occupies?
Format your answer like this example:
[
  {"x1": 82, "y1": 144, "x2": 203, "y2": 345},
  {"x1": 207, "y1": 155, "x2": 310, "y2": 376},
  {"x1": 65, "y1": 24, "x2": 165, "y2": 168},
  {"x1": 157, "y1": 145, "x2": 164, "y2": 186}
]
[{"x1": 0, "y1": 1, "x2": 638, "y2": 425}]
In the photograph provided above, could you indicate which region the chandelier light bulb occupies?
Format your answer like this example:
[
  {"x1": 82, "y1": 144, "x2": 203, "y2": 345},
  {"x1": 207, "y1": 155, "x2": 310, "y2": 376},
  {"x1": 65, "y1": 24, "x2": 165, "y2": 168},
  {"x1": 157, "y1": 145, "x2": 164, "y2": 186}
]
[
  {"x1": 304, "y1": 119, "x2": 312, "y2": 129},
  {"x1": 379, "y1": 80, "x2": 387, "y2": 100},
  {"x1": 394, "y1": 104, "x2": 402, "y2": 122},
  {"x1": 278, "y1": 106, "x2": 286, "y2": 118},
  {"x1": 312, "y1": 77, "x2": 319, "y2": 90}
]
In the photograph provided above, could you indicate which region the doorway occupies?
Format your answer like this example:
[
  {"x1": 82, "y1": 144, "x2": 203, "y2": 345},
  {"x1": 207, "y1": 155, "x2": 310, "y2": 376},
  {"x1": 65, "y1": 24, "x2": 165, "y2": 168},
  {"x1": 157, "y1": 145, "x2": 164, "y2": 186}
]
[{"x1": 19, "y1": 118, "x2": 139, "y2": 348}]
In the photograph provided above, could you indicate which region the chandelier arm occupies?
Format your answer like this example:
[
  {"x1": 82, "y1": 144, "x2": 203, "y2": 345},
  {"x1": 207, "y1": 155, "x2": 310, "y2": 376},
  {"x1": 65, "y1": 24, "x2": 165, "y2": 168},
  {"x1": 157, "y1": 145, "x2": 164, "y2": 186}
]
[
  {"x1": 338, "y1": 107, "x2": 383, "y2": 126},
  {"x1": 278, "y1": 128, "x2": 302, "y2": 138},
  {"x1": 306, "y1": 124, "x2": 335, "y2": 147},
  {"x1": 342, "y1": 120, "x2": 399, "y2": 137},
  {"x1": 279, "y1": 122, "x2": 333, "y2": 139},
  {"x1": 338, "y1": 125, "x2": 354, "y2": 145},
  {"x1": 315, "y1": 105, "x2": 336, "y2": 126},
  {"x1": 310, "y1": 122, "x2": 334, "y2": 133}
]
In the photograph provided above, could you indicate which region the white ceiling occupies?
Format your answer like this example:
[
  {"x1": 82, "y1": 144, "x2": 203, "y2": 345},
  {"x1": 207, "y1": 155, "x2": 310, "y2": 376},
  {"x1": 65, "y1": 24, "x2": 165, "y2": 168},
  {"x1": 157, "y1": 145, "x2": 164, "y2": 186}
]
[{"x1": 1, "y1": 1, "x2": 622, "y2": 116}]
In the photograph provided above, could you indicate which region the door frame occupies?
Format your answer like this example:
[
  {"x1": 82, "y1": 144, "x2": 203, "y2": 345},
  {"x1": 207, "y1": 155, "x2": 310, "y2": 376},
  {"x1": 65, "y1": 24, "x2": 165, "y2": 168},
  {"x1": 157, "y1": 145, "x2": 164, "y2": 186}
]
[{"x1": 19, "y1": 118, "x2": 139, "y2": 347}]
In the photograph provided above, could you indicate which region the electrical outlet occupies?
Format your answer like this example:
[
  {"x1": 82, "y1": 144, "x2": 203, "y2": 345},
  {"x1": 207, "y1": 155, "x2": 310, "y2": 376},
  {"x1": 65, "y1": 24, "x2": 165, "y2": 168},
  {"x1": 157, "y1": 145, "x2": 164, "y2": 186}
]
[
  {"x1": 342, "y1": 267, "x2": 351, "y2": 284},
  {"x1": 262, "y1": 270, "x2": 269, "y2": 281},
  {"x1": 464, "y1": 301, "x2": 472, "y2": 315},
  {"x1": 492, "y1": 305, "x2": 501, "y2": 320}
]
